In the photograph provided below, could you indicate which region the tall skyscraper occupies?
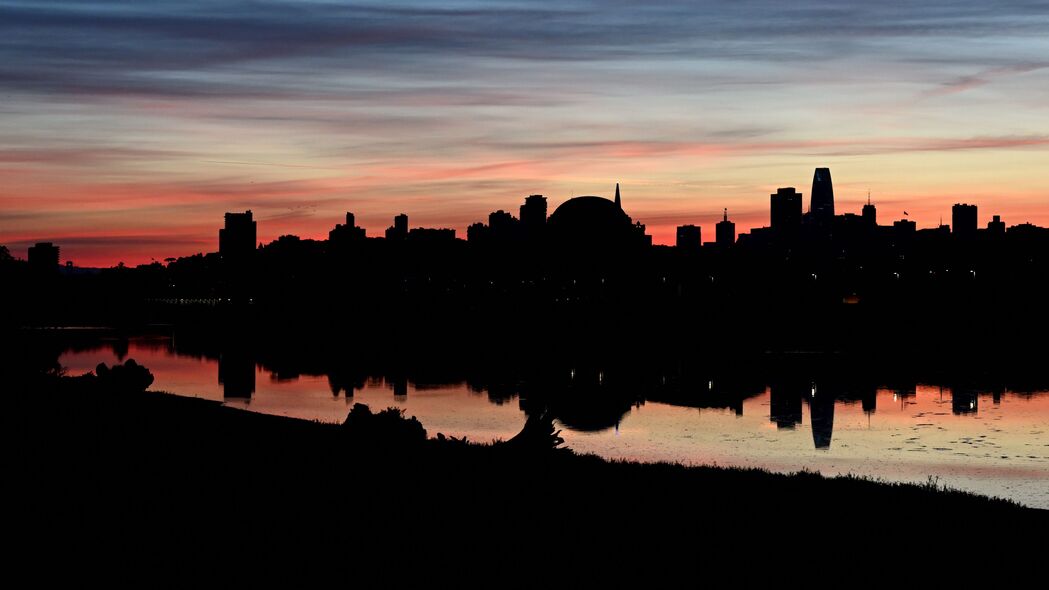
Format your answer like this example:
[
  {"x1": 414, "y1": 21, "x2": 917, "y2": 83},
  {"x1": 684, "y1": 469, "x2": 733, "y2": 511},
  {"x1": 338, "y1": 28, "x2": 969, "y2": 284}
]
[
  {"x1": 716, "y1": 209, "x2": 735, "y2": 247},
  {"x1": 676, "y1": 225, "x2": 701, "y2": 250},
  {"x1": 219, "y1": 210, "x2": 256, "y2": 262},
  {"x1": 952, "y1": 203, "x2": 977, "y2": 236},
  {"x1": 771, "y1": 187, "x2": 802, "y2": 231},
  {"x1": 27, "y1": 242, "x2": 60, "y2": 270},
  {"x1": 810, "y1": 167, "x2": 834, "y2": 223}
]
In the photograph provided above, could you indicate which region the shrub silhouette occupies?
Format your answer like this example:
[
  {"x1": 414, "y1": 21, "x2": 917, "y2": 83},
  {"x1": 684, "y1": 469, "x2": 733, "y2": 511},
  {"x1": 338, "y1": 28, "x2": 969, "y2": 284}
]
[
  {"x1": 93, "y1": 358, "x2": 154, "y2": 394},
  {"x1": 341, "y1": 403, "x2": 426, "y2": 447}
]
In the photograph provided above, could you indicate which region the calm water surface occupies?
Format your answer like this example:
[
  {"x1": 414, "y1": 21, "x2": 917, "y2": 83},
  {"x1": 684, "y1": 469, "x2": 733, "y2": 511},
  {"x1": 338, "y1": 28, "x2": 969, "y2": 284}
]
[{"x1": 59, "y1": 336, "x2": 1049, "y2": 509}]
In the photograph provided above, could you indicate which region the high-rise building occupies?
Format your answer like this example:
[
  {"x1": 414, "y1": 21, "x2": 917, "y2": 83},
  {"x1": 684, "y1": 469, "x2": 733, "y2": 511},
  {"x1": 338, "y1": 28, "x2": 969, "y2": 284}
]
[
  {"x1": 716, "y1": 209, "x2": 735, "y2": 247},
  {"x1": 519, "y1": 194, "x2": 547, "y2": 230},
  {"x1": 771, "y1": 187, "x2": 802, "y2": 231},
  {"x1": 28, "y1": 242, "x2": 60, "y2": 270},
  {"x1": 219, "y1": 210, "x2": 256, "y2": 262},
  {"x1": 676, "y1": 224, "x2": 701, "y2": 250},
  {"x1": 988, "y1": 215, "x2": 1005, "y2": 235},
  {"x1": 488, "y1": 210, "x2": 516, "y2": 232},
  {"x1": 861, "y1": 193, "x2": 876, "y2": 226},
  {"x1": 466, "y1": 222, "x2": 487, "y2": 243},
  {"x1": 810, "y1": 167, "x2": 834, "y2": 223},
  {"x1": 952, "y1": 203, "x2": 977, "y2": 236},
  {"x1": 385, "y1": 213, "x2": 408, "y2": 240}
]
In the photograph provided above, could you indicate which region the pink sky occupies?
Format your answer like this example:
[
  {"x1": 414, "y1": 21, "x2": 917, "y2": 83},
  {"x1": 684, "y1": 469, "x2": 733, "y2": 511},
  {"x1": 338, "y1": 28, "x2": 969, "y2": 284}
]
[{"x1": 3, "y1": 2, "x2": 1049, "y2": 266}]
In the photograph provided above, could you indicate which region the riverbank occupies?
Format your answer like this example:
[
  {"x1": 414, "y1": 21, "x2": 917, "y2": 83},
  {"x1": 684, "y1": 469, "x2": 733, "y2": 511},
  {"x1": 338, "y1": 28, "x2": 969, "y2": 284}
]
[{"x1": 5, "y1": 379, "x2": 1045, "y2": 579}]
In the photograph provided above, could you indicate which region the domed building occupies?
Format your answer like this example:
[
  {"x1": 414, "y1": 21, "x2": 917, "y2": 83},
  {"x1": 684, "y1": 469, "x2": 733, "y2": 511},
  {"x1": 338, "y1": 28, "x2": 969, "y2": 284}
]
[{"x1": 546, "y1": 184, "x2": 650, "y2": 252}]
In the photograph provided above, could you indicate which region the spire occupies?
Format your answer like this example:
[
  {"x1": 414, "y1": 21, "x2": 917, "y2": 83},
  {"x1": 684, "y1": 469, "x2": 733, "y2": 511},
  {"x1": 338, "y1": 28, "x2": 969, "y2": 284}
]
[
  {"x1": 723, "y1": 208, "x2": 728, "y2": 222},
  {"x1": 614, "y1": 183, "x2": 621, "y2": 209},
  {"x1": 867, "y1": 190, "x2": 871, "y2": 206}
]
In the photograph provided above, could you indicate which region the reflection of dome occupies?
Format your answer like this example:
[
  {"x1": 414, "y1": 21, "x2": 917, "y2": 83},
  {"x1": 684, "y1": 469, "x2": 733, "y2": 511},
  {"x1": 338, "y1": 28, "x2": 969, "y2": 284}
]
[{"x1": 547, "y1": 194, "x2": 638, "y2": 249}]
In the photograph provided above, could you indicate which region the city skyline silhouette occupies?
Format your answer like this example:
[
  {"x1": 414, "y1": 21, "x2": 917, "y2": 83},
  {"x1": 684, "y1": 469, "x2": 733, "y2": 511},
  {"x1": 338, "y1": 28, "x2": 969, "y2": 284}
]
[{"x1": 7, "y1": 166, "x2": 1047, "y2": 269}]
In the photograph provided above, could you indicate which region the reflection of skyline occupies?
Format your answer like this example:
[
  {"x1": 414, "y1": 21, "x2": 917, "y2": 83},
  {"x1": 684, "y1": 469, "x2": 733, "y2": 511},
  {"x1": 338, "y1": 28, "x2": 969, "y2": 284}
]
[
  {"x1": 57, "y1": 337, "x2": 1049, "y2": 443},
  {"x1": 218, "y1": 351, "x2": 255, "y2": 399},
  {"x1": 47, "y1": 335, "x2": 1049, "y2": 510}
]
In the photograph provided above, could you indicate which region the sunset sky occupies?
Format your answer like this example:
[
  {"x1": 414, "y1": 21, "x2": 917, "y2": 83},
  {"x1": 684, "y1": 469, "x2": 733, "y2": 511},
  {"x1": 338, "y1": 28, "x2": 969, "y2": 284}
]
[{"x1": 3, "y1": 1, "x2": 1049, "y2": 266}]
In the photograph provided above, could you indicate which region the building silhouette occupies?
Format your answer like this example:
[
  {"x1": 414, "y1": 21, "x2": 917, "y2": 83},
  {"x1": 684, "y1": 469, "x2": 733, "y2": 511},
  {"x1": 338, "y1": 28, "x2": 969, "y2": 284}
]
[
  {"x1": 407, "y1": 227, "x2": 456, "y2": 244},
  {"x1": 893, "y1": 218, "x2": 916, "y2": 238},
  {"x1": 546, "y1": 185, "x2": 649, "y2": 253},
  {"x1": 219, "y1": 211, "x2": 256, "y2": 262},
  {"x1": 715, "y1": 209, "x2": 735, "y2": 247},
  {"x1": 952, "y1": 203, "x2": 978, "y2": 237},
  {"x1": 385, "y1": 213, "x2": 408, "y2": 240},
  {"x1": 988, "y1": 215, "x2": 1005, "y2": 235},
  {"x1": 676, "y1": 225, "x2": 701, "y2": 250},
  {"x1": 809, "y1": 167, "x2": 834, "y2": 224},
  {"x1": 488, "y1": 210, "x2": 517, "y2": 239},
  {"x1": 466, "y1": 222, "x2": 487, "y2": 243},
  {"x1": 862, "y1": 194, "x2": 876, "y2": 226},
  {"x1": 329, "y1": 212, "x2": 366, "y2": 244},
  {"x1": 27, "y1": 242, "x2": 60, "y2": 270},
  {"x1": 770, "y1": 187, "x2": 802, "y2": 231},
  {"x1": 520, "y1": 194, "x2": 547, "y2": 234}
]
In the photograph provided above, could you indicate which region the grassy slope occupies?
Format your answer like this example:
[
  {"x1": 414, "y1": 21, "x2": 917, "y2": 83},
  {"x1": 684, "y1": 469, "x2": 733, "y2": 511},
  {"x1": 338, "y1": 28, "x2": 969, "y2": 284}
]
[{"x1": 5, "y1": 384, "x2": 1046, "y2": 579}]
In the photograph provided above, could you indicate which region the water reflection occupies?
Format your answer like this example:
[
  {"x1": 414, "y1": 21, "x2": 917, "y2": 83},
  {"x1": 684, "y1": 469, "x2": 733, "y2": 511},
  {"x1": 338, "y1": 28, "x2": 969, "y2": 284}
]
[
  {"x1": 219, "y1": 351, "x2": 255, "y2": 399},
  {"x1": 53, "y1": 333, "x2": 1049, "y2": 509}
]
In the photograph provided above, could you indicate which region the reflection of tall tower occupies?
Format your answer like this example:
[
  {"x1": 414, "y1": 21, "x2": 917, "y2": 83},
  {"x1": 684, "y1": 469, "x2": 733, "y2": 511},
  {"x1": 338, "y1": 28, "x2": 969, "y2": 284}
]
[
  {"x1": 951, "y1": 385, "x2": 978, "y2": 415},
  {"x1": 769, "y1": 382, "x2": 804, "y2": 429},
  {"x1": 808, "y1": 383, "x2": 835, "y2": 449},
  {"x1": 810, "y1": 168, "x2": 834, "y2": 224},
  {"x1": 219, "y1": 351, "x2": 255, "y2": 399},
  {"x1": 860, "y1": 384, "x2": 877, "y2": 415},
  {"x1": 390, "y1": 375, "x2": 408, "y2": 398}
]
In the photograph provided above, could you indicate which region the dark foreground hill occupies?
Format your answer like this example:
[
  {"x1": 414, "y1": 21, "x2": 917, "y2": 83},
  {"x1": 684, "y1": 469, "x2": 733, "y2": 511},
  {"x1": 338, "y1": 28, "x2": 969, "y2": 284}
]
[{"x1": 4, "y1": 374, "x2": 1046, "y2": 583}]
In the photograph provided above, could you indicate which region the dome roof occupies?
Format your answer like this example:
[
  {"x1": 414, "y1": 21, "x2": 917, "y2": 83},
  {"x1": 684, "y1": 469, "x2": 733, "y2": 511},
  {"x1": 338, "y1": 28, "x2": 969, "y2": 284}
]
[
  {"x1": 548, "y1": 196, "x2": 628, "y2": 226},
  {"x1": 547, "y1": 196, "x2": 634, "y2": 247}
]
